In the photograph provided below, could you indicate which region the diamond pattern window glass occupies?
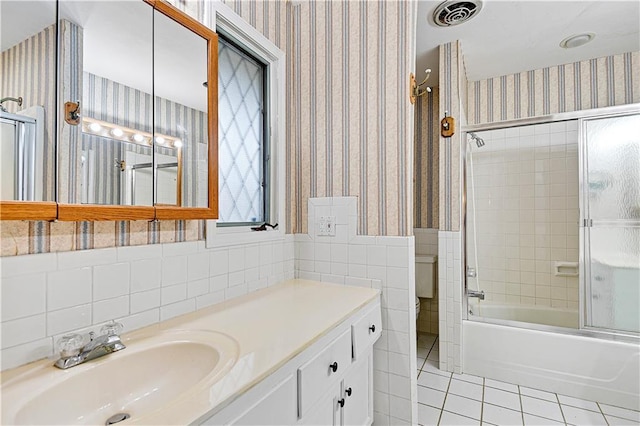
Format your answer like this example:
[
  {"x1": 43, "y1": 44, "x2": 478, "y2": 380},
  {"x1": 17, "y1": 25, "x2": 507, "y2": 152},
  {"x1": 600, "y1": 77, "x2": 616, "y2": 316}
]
[{"x1": 218, "y1": 36, "x2": 266, "y2": 224}]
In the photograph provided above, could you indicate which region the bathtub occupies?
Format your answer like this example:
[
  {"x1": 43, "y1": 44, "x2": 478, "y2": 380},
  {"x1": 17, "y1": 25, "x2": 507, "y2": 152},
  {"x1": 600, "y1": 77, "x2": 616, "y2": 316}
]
[
  {"x1": 469, "y1": 302, "x2": 579, "y2": 329},
  {"x1": 463, "y1": 320, "x2": 640, "y2": 410}
]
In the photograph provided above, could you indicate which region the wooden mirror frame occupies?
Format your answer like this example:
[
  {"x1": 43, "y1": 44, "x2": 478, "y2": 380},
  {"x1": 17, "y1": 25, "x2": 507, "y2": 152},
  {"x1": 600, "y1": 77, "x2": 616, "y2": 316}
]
[
  {"x1": 148, "y1": 0, "x2": 218, "y2": 220},
  {"x1": 54, "y1": 0, "x2": 218, "y2": 221},
  {"x1": 0, "y1": 0, "x2": 217, "y2": 222}
]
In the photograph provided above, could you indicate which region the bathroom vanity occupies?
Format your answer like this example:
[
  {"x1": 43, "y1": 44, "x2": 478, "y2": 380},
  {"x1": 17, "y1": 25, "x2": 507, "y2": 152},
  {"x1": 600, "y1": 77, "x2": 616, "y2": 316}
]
[{"x1": 0, "y1": 280, "x2": 381, "y2": 425}]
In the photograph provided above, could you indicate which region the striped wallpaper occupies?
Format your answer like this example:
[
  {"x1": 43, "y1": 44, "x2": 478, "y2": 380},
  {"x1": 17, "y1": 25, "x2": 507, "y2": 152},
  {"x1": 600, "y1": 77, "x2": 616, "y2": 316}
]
[
  {"x1": 467, "y1": 51, "x2": 640, "y2": 125},
  {"x1": 58, "y1": 19, "x2": 83, "y2": 204},
  {"x1": 2, "y1": 0, "x2": 417, "y2": 256},
  {"x1": 414, "y1": 88, "x2": 439, "y2": 229},
  {"x1": 288, "y1": 0, "x2": 416, "y2": 236},
  {"x1": 0, "y1": 23, "x2": 56, "y2": 201},
  {"x1": 438, "y1": 41, "x2": 467, "y2": 232}
]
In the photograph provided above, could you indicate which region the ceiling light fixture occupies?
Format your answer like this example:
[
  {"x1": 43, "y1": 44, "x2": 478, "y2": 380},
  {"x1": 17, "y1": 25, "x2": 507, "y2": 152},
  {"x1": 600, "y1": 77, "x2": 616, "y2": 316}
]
[{"x1": 560, "y1": 33, "x2": 595, "y2": 49}]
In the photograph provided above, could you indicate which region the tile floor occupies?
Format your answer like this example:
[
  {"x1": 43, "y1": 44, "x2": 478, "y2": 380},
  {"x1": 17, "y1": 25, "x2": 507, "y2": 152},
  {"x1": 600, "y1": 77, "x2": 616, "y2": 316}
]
[{"x1": 416, "y1": 333, "x2": 640, "y2": 426}]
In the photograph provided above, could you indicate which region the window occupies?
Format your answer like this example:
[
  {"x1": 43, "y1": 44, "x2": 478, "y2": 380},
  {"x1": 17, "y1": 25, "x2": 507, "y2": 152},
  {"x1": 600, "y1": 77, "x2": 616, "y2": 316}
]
[
  {"x1": 205, "y1": 2, "x2": 285, "y2": 247},
  {"x1": 217, "y1": 35, "x2": 268, "y2": 225}
]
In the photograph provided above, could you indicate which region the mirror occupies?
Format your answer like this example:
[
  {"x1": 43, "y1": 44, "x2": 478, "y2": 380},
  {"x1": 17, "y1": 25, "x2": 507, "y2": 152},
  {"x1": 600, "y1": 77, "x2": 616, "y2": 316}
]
[
  {"x1": 153, "y1": 10, "x2": 208, "y2": 208},
  {"x1": 1, "y1": 0, "x2": 217, "y2": 221},
  {"x1": 0, "y1": 0, "x2": 57, "y2": 215},
  {"x1": 55, "y1": 0, "x2": 217, "y2": 220},
  {"x1": 57, "y1": 0, "x2": 154, "y2": 208}
]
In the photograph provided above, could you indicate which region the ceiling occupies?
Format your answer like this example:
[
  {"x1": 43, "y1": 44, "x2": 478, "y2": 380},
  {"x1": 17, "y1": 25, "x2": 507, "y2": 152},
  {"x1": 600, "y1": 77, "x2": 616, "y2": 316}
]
[{"x1": 416, "y1": 0, "x2": 640, "y2": 86}]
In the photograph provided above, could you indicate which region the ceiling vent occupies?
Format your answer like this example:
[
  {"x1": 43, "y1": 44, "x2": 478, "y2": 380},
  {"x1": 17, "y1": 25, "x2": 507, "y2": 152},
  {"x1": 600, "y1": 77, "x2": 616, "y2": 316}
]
[{"x1": 433, "y1": 1, "x2": 483, "y2": 27}]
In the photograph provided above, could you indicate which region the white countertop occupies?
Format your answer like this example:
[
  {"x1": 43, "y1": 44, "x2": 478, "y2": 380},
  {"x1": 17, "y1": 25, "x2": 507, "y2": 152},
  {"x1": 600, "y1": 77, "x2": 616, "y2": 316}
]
[{"x1": 1, "y1": 279, "x2": 380, "y2": 425}]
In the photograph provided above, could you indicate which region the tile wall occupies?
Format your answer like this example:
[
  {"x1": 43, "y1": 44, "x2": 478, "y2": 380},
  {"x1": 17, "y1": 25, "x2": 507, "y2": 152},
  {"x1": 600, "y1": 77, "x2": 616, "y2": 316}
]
[
  {"x1": 438, "y1": 231, "x2": 463, "y2": 374},
  {"x1": 415, "y1": 228, "x2": 439, "y2": 334},
  {"x1": 0, "y1": 237, "x2": 295, "y2": 371},
  {"x1": 295, "y1": 197, "x2": 418, "y2": 426},
  {"x1": 466, "y1": 121, "x2": 580, "y2": 308}
]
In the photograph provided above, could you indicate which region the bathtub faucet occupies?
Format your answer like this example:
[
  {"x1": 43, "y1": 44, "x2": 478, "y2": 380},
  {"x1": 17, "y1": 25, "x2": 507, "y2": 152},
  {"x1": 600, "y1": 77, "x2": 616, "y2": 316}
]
[
  {"x1": 467, "y1": 289, "x2": 485, "y2": 300},
  {"x1": 54, "y1": 321, "x2": 126, "y2": 369}
]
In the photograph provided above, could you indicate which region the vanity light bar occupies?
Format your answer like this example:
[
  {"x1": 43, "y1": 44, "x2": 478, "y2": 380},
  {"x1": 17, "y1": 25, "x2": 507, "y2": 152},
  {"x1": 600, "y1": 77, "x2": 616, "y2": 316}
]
[{"x1": 82, "y1": 117, "x2": 182, "y2": 149}]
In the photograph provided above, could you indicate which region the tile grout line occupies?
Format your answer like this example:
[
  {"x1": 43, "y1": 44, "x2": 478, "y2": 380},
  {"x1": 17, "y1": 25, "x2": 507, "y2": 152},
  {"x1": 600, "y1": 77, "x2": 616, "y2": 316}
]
[
  {"x1": 518, "y1": 384, "x2": 525, "y2": 426},
  {"x1": 555, "y1": 392, "x2": 568, "y2": 425},
  {"x1": 436, "y1": 372, "x2": 453, "y2": 426},
  {"x1": 480, "y1": 377, "x2": 486, "y2": 425},
  {"x1": 596, "y1": 402, "x2": 611, "y2": 426}
]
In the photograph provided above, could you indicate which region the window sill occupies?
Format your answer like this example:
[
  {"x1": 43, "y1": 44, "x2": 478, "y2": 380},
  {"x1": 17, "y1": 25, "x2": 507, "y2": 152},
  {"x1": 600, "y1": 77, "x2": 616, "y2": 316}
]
[{"x1": 205, "y1": 220, "x2": 285, "y2": 248}]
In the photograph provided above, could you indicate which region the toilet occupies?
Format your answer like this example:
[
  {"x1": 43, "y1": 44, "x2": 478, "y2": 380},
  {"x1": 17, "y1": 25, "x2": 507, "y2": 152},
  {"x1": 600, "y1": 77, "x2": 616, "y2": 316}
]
[{"x1": 415, "y1": 255, "x2": 437, "y2": 319}]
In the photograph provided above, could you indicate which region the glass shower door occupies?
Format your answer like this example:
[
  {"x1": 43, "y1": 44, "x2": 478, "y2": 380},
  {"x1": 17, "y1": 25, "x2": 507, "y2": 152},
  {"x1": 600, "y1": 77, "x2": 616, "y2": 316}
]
[{"x1": 582, "y1": 112, "x2": 640, "y2": 334}]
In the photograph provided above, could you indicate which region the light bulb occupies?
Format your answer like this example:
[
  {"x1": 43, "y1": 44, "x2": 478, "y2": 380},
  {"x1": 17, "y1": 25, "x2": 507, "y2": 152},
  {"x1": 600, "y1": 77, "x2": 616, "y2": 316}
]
[
  {"x1": 132, "y1": 134, "x2": 144, "y2": 143},
  {"x1": 173, "y1": 139, "x2": 183, "y2": 148},
  {"x1": 89, "y1": 122, "x2": 102, "y2": 132},
  {"x1": 110, "y1": 128, "x2": 124, "y2": 137},
  {"x1": 155, "y1": 136, "x2": 165, "y2": 145}
]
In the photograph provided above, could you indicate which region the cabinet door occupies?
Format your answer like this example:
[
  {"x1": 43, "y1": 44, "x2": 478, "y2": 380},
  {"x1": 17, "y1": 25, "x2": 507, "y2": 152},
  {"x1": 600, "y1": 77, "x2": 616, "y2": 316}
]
[
  {"x1": 227, "y1": 374, "x2": 297, "y2": 425},
  {"x1": 342, "y1": 353, "x2": 372, "y2": 426},
  {"x1": 297, "y1": 328, "x2": 352, "y2": 417},
  {"x1": 300, "y1": 382, "x2": 340, "y2": 426}
]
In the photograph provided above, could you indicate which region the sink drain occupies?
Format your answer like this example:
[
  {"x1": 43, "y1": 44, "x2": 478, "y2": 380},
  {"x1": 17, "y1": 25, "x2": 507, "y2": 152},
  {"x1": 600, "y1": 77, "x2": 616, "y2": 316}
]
[{"x1": 105, "y1": 413, "x2": 130, "y2": 425}]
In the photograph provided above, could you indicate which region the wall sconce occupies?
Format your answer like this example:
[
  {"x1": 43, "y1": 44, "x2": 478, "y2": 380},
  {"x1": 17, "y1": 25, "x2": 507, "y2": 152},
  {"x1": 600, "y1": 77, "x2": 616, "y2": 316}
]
[{"x1": 409, "y1": 69, "x2": 432, "y2": 104}]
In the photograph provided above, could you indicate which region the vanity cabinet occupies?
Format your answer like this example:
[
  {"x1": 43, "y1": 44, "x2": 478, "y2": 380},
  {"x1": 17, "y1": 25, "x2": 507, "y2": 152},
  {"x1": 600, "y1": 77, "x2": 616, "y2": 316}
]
[{"x1": 201, "y1": 300, "x2": 381, "y2": 426}]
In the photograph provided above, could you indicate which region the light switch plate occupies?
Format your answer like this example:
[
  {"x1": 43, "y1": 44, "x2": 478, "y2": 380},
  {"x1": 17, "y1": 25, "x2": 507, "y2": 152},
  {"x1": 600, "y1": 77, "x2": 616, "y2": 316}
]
[{"x1": 317, "y1": 216, "x2": 336, "y2": 236}]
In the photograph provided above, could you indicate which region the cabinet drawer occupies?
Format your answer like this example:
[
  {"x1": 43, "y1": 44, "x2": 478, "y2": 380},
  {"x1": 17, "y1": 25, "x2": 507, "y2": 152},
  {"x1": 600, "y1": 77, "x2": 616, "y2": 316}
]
[
  {"x1": 297, "y1": 329, "x2": 351, "y2": 417},
  {"x1": 351, "y1": 304, "x2": 381, "y2": 360}
]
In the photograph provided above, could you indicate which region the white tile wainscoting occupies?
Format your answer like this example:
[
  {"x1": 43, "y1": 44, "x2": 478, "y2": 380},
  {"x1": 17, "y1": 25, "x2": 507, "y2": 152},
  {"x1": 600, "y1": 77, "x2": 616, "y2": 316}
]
[
  {"x1": 0, "y1": 237, "x2": 295, "y2": 371},
  {"x1": 295, "y1": 197, "x2": 419, "y2": 426},
  {"x1": 438, "y1": 231, "x2": 463, "y2": 374}
]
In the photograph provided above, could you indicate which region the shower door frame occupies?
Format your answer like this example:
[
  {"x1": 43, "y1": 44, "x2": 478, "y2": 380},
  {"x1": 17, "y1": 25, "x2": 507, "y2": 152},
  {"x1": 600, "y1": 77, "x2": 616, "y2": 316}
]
[{"x1": 460, "y1": 102, "x2": 640, "y2": 343}]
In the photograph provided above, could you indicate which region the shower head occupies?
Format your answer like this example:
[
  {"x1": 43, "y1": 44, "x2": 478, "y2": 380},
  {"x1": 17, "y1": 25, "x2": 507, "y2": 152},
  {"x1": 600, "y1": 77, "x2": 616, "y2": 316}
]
[{"x1": 468, "y1": 132, "x2": 485, "y2": 148}]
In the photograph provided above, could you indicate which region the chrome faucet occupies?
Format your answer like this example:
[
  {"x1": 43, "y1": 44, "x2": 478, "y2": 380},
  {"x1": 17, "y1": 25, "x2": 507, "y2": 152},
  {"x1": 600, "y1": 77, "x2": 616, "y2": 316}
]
[
  {"x1": 54, "y1": 321, "x2": 126, "y2": 369},
  {"x1": 467, "y1": 289, "x2": 485, "y2": 300}
]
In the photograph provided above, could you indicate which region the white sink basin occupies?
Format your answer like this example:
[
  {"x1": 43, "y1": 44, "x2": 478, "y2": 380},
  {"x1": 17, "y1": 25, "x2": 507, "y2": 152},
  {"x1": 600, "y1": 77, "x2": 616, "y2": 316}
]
[{"x1": 1, "y1": 330, "x2": 239, "y2": 425}]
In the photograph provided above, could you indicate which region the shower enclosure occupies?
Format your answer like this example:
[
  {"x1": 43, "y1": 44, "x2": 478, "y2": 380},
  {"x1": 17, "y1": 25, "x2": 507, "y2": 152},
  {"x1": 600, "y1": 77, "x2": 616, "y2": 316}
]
[
  {"x1": 461, "y1": 105, "x2": 640, "y2": 408},
  {"x1": 0, "y1": 107, "x2": 45, "y2": 201},
  {"x1": 464, "y1": 105, "x2": 640, "y2": 338}
]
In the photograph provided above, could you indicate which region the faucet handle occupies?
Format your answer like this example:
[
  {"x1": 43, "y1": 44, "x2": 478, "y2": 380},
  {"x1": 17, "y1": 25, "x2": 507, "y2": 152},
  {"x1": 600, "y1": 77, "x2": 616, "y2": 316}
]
[
  {"x1": 100, "y1": 320, "x2": 123, "y2": 337},
  {"x1": 58, "y1": 334, "x2": 84, "y2": 358}
]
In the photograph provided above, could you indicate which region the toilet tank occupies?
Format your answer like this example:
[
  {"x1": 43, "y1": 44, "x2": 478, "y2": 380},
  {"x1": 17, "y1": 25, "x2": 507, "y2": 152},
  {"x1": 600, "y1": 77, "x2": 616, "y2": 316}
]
[{"x1": 416, "y1": 255, "x2": 437, "y2": 298}]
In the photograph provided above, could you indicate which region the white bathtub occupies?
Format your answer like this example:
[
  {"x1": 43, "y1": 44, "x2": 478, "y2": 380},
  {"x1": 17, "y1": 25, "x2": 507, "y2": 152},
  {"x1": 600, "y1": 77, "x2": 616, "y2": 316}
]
[
  {"x1": 463, "y1": 320, "x2": 640, "y2": 410},
  {"x1": 469, "y1": 302, "x2": 579, "y2": 329}
]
